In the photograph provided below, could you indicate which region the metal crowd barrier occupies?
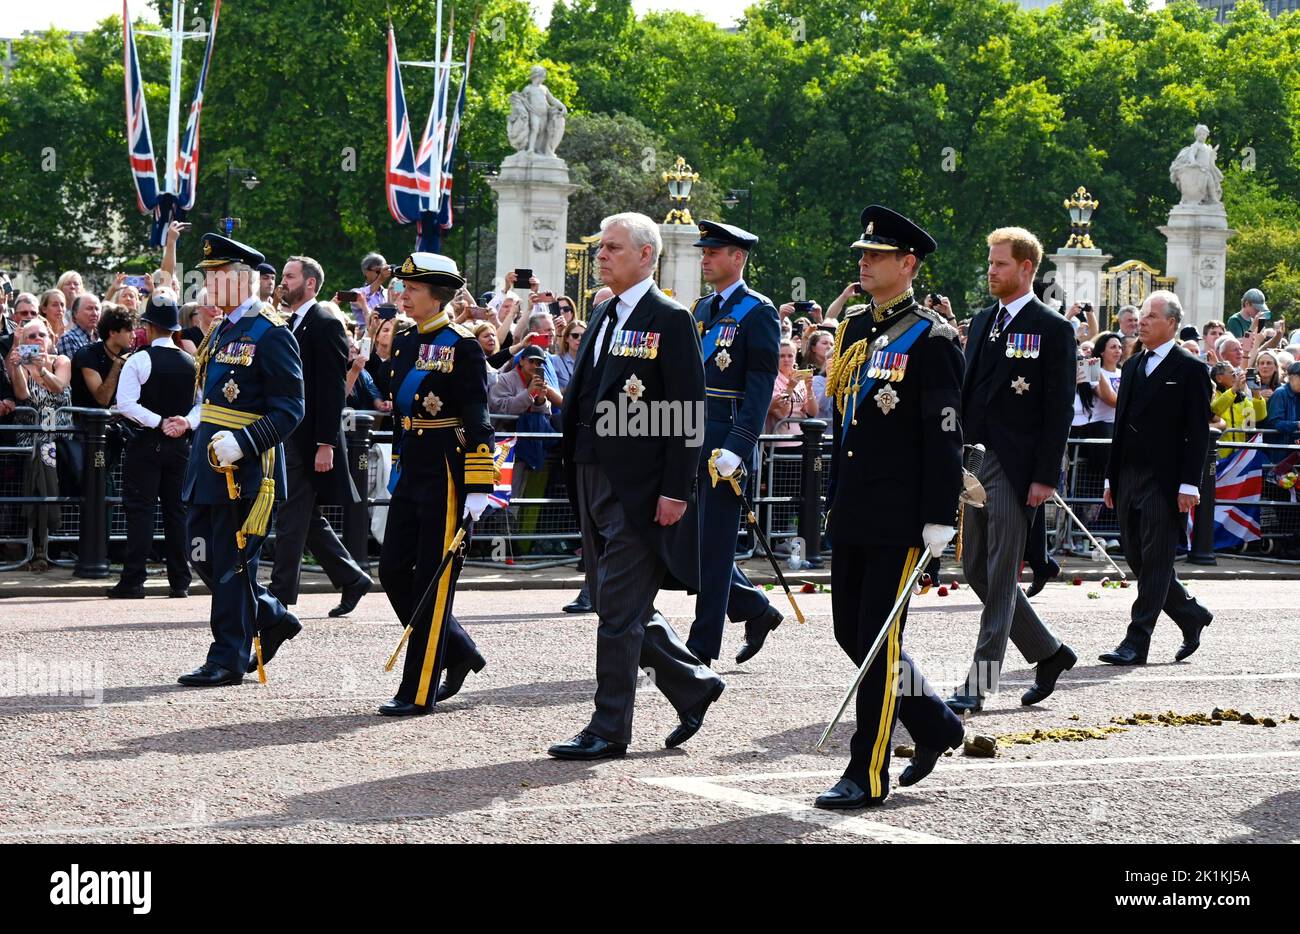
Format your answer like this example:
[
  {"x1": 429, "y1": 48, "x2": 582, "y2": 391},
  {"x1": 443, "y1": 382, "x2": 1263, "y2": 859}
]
[{"x1": 6, "y1": 404, "x2": 1297, "y2": 577}]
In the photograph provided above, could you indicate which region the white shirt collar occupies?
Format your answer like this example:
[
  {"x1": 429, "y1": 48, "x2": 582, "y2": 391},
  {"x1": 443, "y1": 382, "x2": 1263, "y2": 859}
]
[
  {"x1": 225, "y1": 294, "x2": 261, "y2": 324},
  {"x1": 614, "y1": 276, "x2": 656, "y2": 322},
  {"x1": 290, "y1": 298, "x2": 313, "y2": 320},
  {"x1": 714, "y1": 278, "x2": 745, "y2": 305},
  {"x1": 999, "y1": 290, "x2": 1034, "y2": 319},
  {"x1": 149, "y1": 336, "x2": 176, "y2": 348},
  {"x1": 1147, "y1": 337, "x2": 1178, "y2": 360}
]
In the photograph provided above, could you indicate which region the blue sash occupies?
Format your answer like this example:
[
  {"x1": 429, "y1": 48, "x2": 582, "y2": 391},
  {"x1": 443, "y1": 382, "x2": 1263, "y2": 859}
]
[
  {"x1": 388, "y1": 327, "x2": 461, "y2": 494},
  {"x1": 700, "y1": 293, "x2": 761, "y2": 362},
  {"x1": 841, "y1": 318, "x2": 930, "y2": 445}
]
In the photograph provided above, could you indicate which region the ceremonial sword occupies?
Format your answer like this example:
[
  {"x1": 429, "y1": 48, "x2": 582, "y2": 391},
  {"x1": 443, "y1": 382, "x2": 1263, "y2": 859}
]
[
  {"x1": 708, "y1": 450, "x2": 805, "y2": 625},
  {"x1": 814, "y1": 446, "x2": 988, "y2": 751},
  {"x1": 385, "y1": 526, "x2": 469, "y2": 672}
]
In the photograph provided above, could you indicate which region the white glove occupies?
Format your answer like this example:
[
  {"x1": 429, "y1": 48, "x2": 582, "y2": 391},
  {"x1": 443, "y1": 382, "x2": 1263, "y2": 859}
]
[
  {"x1": 211, "y1": 430, "x2": 244, "y2": 466},
  {"x1": 463, "y1": 492, "x2": 491, "y2": 521},
  {"x1": 714, "y1": 449, "x2": 742, "y2": 478},
  {"x1": 921, "y1": 523, "x2": 956, "y2": 555}
]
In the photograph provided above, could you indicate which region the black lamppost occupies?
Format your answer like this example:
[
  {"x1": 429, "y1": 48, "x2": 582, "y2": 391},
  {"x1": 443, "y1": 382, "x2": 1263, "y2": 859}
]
[
  {"x1": 723, "y1": 183, "x2": 756, "y2": 281},
  {"x1": 221, "y1": 158, "x2": 259, "y2": 235},
  {"x1": 457, "y1": 153, "x2": 498, "y2": 292}
]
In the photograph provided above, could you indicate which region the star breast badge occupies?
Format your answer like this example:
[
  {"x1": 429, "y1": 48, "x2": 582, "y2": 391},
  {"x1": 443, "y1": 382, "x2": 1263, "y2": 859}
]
[
  {"x1": 1011, "y1": 376, "x2": 1030, "y2": 395},
  {"x1": 875, "y1": 383, "x2": 899, "y2": 414},
  {"x1": 715, "y1": 349, "x2": 732, "y2": 371},
  {"x1": 623, "y1": 374, "x2": 646, "y2": 402},
  {"x1": 222, "y1": 377, "x2": 240, "y2": 403},
  {"x1": 423, "y1": 393, "x2": 443, "y2": 416}
]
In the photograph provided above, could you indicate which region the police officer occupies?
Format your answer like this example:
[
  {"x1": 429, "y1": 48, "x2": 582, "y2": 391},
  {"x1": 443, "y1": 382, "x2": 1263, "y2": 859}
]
[
  {"x1": 684, "y1": 220, "x2": 783, "y2": 666},
  {"x1": 177, "y1": 234, "x2": 305, "y2": 687},
  {"x1": 108, "y1": 294, "x2": 195, "y2": 599},
  {"x1": 816, "y1": 206, "x2": 966, "y2": 808},
  {"x1": 377, "y1": 252, "x2": 496, "y2": 716}
]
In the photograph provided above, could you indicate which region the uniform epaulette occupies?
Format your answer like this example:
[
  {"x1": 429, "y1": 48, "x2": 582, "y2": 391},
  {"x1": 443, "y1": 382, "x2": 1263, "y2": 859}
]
[
  {"x1": 915, "y1": 307, "x2": 959, "y2": 341},
  {"x1": 746, "y1": 288, "x2": 775, "y2": 308},
  {"x1": 256, "y1": 303, "x2": 287, "y2": 327},
  {"x1": 395, "y1": 322, "x2": 417, "y2": 337},
  {"x1": 841, "y1": 303, "x2": 870, "y2": 319},
  {"x1": 450, "y1": 321, "x2": 475, "y2": 339}
]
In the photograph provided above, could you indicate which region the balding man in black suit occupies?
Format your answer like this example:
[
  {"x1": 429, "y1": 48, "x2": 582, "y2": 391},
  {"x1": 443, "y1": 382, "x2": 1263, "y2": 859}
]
[{"x1": 1100, "y1": 290, "x2": 1213, "y2": 665}]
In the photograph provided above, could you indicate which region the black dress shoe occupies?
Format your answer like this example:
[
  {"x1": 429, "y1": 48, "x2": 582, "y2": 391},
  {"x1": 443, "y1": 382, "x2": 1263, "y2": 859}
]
[
  {"x1": 177, "y1": 662, "x2": 243, "y2": 687},
  {"x1": 329, "y1": 575, "x2": 373, "y2": 618},
  {"x1": 547, "y1": 731, "x2": 627, "y2": 760},
  {"x1": 1025, "y1": 559, "x2": 1061, "y2": 598},
  {"x1": 665, "y1": 679, "x2": 726, "y2": 749},
  {"x1": 899, "y1": 744, "x2": 948, "y2": 787},
  {"x1": 105, "y1": 584, "x2": 146, "y2": 599},
  {"x1": 246, "y1": 613, "x2": 303, "y2": 673},
  {"x1": 735, "y1": 605, "x2": 783, "y2": 664},
  {"x1": 168, "y1": 587, "x2": 189, "y2": 598},
  {"x1": 1175, "y1": 612, "x2": 1212, "y2": 662},
  {"x1": 378, "y1": 698, "x2": 430, "y2": 717},
  {"x1": 945, "y1": 692, "x2": 983, "y2": 714},
  {"x1": 562, "y1": 590, "x2": 593, "y2": 613},
  {"x1": 436, "y1": 651, "x2": 487, "y2": 701},
  {"x1": 1098, "y1": 645, "x2": 1147, "y2": 666},
  {"x1": 814, "y1": 777, "x2": 881, "y2": 809},
  {"x1": 1021, "y1": 643, "x2": 1077, "y2": 705}
]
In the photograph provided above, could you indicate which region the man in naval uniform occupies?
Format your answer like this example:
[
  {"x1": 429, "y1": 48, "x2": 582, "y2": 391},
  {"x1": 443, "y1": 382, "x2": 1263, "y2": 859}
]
[{"x1": 816, "y1": 205, "x2": 966, "y2": 808}]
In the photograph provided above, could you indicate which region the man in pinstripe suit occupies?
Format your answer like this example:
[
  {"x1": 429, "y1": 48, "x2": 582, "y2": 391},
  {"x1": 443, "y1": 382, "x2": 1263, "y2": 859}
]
[{"x1": 952, "y1": 228, "x2": 1078, "y2": 714}]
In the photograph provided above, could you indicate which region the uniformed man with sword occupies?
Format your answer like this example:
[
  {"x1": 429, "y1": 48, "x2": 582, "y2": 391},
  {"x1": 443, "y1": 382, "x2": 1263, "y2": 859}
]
[{"x1": 814, "y1": 206, "x2": 968, "y2": 809}]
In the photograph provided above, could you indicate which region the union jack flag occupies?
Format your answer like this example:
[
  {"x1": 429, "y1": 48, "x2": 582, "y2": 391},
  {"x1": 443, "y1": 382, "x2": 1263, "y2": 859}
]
[
  {"x1": 175, "y1": 0, "x2": 220, "y2": 212},
  {"x1": 1209, "y1": 434, "x2": 1265, "y2": 548},
  {"x1": 123, "y1": 2, "x2": 159, "y2": 216},
  {"x1": 385, "y1": 24, "x2": 421, "y2": 225},
  {"x1": 429, "y1": 30, "x2": 475, "y2": 245},
  {"x1": 487, "y1": 436, "x2": 516, "y2": 510},
  {"x1": 415, "y1": 28, "x2": 455, "y2": 214}
]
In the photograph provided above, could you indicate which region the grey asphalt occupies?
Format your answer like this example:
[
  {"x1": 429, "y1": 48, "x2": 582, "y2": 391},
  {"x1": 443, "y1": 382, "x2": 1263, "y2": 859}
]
[{"x1": 0, "y1": 577, "x2": 1295, "y2": 843}]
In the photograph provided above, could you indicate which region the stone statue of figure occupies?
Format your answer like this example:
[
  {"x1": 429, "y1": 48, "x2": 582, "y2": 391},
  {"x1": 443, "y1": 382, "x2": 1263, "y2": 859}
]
[
  {"x1": 1169, "y1": 124, "x2": 1224, "y2": 206},
  {"x1": 508, "y1": 65, "x2": 567, "y2": 156}
]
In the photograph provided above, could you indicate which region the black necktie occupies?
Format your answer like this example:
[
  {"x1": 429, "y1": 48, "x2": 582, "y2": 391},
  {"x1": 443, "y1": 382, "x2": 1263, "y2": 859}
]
[
  {"x1": 596, "y1": 302, "x2": 619, "y2": 367},
  {"x1": 710, "y1": 293, "x2": 723, "y2": 321},
  {"x1": 990, "y1": 306, "x2": 1010, "y2": 341}
]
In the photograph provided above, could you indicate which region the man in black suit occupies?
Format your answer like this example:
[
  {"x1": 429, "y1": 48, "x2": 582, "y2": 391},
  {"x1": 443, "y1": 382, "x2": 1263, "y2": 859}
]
[
  {"x1": 1101, "y1": 290, "x2": 1213, "y2": 665},
  {"x1": 953, "y1": 227, "x2": 1077, "y2": 713},
  {"x1": 268, "y1": 256, "x2": 372, "y2": 618},
  {"x1": 548, "y1": 212, "x2": 724, "y2": 761}
]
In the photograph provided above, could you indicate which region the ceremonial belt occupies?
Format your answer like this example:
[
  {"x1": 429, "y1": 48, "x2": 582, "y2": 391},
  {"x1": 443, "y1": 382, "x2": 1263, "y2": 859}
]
[
  {"x1": 706, "y1": 387, "x2": 744, "y2": 399},
  {"x1": 700, "y1": 293, "x2": 761, "y2": 363},
  {"x1": 199, "y1": 402, "x2": 277, "y2": 540},
  {"x1": 400, "y1": 416, "x2": 463, "y2": 431},
  {"x1": 841, "y1": 318, "x2": 930, "y2": 446}
]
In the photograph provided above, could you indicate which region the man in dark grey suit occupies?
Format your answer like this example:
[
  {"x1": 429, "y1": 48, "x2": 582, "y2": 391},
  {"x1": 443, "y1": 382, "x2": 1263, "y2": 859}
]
[
  {"x1": 268, "y1": 256, "x2": 371, "y2": 621},
  {"x1": 1101, "y1": 290, "x2": 1213, "y2": 665},
  {"x1": 953, "y1": 227, "x2": 1078, "y2": 713},
  {"x1": 549, "y1": 212, "x2": 724, "y2": 761}
]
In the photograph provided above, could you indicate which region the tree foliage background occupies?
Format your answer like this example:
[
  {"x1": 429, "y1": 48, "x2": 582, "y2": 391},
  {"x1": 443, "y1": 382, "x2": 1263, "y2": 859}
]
[{"x1": 2, "y1": 0, "x2": 1300, "y2": 316}]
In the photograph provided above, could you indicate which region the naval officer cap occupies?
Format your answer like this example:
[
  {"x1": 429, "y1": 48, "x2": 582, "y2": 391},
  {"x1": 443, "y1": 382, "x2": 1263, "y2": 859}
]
[
  {"x1": 693, "y1": 219, "x2": 759, "y2": 251},
  {"x1": 390, "y1": 252, "x2": 466, "y2": 289},
  {"x1": 850, "y1": 205, "x2": 937, "y2": 260},
  {"x1": 197, "y1": 232, "x2": 267, "y2": 270}
]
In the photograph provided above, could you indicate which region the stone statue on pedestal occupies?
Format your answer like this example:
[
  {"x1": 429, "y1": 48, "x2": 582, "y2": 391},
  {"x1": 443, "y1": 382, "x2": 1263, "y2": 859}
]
[
  {"x1": 508, "y1": 66, "x2": 567, "y2": 157},
  {"x1": 1169, "y1": 124, "x2": 1224, "y2": 206}
]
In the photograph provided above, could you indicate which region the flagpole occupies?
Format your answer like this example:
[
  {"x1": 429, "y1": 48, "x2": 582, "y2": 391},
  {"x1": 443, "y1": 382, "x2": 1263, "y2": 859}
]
[{"x1": 165, "y1": 0, "x2": 186, "y2": 194}]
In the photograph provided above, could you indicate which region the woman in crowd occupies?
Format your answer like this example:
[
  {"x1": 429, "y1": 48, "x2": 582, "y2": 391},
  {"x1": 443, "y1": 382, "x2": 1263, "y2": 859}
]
[
  {"x1": 550, "y1": 317, "x2": 586, "y2": 393},
  {"x1": 472, "y1": 321, "x2": 504, "y2": 388},
  {"x1": 56, "y1": 271, "x2": 83, "y2": 311},
  {"x1": 38, "y1": 289, "x2": 68, "y2": 346},
  {"x1": 767, "y1": 338, "x2": 818, "y2": 445},
  {"x1": 4, "y1": 318, "x2": 71, "y2": 572},
  {"x1": 1210, "y1": 361, "x2": 1268, "y2": 457},
  {"x1": 1255, "y1": 349, "x2": 1282, "y2": 402},
  {"x1": 805, "y1": 327, "x2": 835, "y2": 420}
]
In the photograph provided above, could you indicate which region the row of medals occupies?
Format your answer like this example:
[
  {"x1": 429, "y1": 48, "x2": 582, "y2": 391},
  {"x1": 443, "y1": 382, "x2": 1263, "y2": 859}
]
[{"x1": 1004, "y1": 333, "x2": 1041, "y2": 359}]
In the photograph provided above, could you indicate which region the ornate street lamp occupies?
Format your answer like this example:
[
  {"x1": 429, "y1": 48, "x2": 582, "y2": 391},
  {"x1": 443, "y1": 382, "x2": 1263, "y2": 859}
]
[
  {"x1": 662, "y1": 156, "x2": 700, "y2": 225},
  {"x1": 1063, "y1": 185, "x2": 1099, "y2": 250}
]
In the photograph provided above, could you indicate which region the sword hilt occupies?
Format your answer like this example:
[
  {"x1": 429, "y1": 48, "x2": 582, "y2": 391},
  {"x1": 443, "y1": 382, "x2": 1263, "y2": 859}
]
[{"x1": 707, "y1": 448, "x2": 744, "y2": 497}]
